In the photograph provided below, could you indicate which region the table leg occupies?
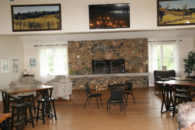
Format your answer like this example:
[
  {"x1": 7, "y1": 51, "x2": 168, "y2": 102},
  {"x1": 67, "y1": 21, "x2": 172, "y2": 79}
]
[{"x1": 159, "y1": 84, "x2": 167, "y2": 113}]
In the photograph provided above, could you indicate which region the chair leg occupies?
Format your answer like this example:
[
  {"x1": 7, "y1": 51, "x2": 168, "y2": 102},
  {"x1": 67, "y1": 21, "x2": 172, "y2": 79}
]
[
  {"x1": 96, "y1": 97, "x2": 99, "y2": 108},
  {"x1": 24, "y1": 108, "x2": 27, "y2": 125},
  {"x1": 42, "y1": 102, "x2": 45, "y2": 124},
  {"x1": 11, "y1": 108, "x2": 14, "y2": 130},
  {"x1": 52, "y1": 101, "x2": 57, "y2": 120},
  {"x1": 36, "y1": 102, "x2": 40, "y2": 122},
  {"x1": 125, "y1": 94, "x2": 128, "y2": 106},
  {"x1": 32, "y1": 99, "x2": 36, "y2": 113},
  {"x1": 83, "y1": 97, "x2": 89, "y2": 109},
  {"x1": 88, "y1": 97, "x2": 91, "y2": 105},
  {"x1": 48, "y1": 101, "x2": 52, "y2": 118},
  {"x1": 108, "y1": 102, "x2": 111, "y2": 115},
  {"x1": 132, "y1": 94, "x2": 136, "y2": 104},
  {"x1": 122, "y1": 101, "x2": 126, "y2": 116},
  {"x1": 173, "y1": 97, "x2": 177, "y2": 117},
  {"x1": 107, "y1": 100, "x2": 109, "y2": 112},
  {"x1": 99, "y1": 96, "x2": 103, "y2": 105},
  {"x1": 29, "y1": 107, "x2": 34, "y2": 128}
]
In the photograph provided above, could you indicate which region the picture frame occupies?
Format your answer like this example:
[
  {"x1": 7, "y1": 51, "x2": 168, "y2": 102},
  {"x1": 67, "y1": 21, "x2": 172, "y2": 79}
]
[
  {"x1": 89, "y1": 3, "x2": 130, "y2": 29},
  {"x1": 13, "y1": 59, "x2": 19, "y2": 73},
  {"x1": 30, "y1": 58, "x2": 36, "y2": 67},
  {"x1": 0, "y1": 59, "x2": 9, "y2": 73},
  {"x1": 11, "y1": 4, "x2": 61, "y2": 32},
  {"x1": 157, "y1": 0, "x2": 195, "y2": 26}
]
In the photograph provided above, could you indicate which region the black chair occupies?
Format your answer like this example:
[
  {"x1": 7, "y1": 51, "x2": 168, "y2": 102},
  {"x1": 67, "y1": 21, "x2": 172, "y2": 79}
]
[
  {"x1": 107, "y1": 87, "x2": 126, "y2": 115},
  {"x1": 11, "y1": 102, "x2": 34, "y2": 130},
  {"x1": 153, "y1": 70, "x2": 176, "y2": 94},
  {"x1": 1, "y1": 90, "x2": 23, "y2": 113},
  {"x1": 83, "y1": 83, "x2": 102, "y2": 109},
  {"x1": 123, "y1": 82, "x2": 135, "y2": 106},
  {"x1": 172, "y1": 87, "x2": 192, "y2": 117}
]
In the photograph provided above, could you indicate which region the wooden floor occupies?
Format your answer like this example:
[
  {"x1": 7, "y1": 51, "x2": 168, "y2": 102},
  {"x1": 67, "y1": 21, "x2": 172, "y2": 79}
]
[{"x1": 20, "y1": 88, "x2": 178, "y2": 130}]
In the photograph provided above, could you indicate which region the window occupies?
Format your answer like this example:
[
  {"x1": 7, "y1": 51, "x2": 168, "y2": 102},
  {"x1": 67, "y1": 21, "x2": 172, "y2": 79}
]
[
  {"x1": 149, "y1": 41, "x2": 180, "y2": 86},
  {"x1": 156, "y1": 44, "x2": 175, "y2": 70},
  {"x1": 39, "y1": 46, "x2": 68, "y2": 81}
]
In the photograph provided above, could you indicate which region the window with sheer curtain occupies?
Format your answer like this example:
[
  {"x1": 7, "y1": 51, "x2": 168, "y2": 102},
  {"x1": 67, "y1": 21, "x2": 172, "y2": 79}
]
[
  {"x1": 149, "y1": 41, "x2": 180, "y2": 86},
  {"x1": 155, "y1": 44, "x2": 175, "y2": 70},
  {"x1": 39, "y1": 46, "x2": 68, "y2": 82}
]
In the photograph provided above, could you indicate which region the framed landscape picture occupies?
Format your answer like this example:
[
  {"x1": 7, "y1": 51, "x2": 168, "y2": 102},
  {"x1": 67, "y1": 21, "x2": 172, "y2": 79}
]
[
  {"x1": 11, "y1": 4, "x2": 61, "y2": 31},
  {"x1": 157, "y1": 0, "x2": 195, "y2": 26}
]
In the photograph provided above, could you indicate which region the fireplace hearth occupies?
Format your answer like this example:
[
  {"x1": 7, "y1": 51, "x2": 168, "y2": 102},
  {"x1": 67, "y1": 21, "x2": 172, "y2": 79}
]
[{"x1": 92, "y1": 59, "x2": 125, "y2": 74}]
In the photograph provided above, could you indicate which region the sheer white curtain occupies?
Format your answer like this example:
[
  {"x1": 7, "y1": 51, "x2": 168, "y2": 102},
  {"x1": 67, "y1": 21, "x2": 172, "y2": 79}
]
[
  {"x1": 39, "y1": 46, "x2": 68, "y2": 83},
  {"x1": 148, "y1": 41, "x2": 180, "y2": 86},
  {"x1": 149, "y1": 43, "x2": 159, "y2": 87}
]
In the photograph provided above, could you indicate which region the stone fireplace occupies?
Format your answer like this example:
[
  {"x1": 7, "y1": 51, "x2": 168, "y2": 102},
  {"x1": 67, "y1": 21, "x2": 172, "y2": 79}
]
[{"x1": 68, "y1": 38, "x2": 149, "y2": 89}]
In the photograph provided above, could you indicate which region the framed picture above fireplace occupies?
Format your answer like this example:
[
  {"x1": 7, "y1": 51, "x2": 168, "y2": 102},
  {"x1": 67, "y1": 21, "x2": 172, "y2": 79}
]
[{"x1": 89, "y1": 3, "x2": 130, "y2": 29}]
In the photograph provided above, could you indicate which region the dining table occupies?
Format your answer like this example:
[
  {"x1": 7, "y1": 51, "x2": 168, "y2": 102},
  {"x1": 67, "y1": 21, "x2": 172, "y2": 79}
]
[
  {"x1": 156, "y1": 79, "x2": 195, "y2": 113},
  {"x1": 0, "y1": 84, "x2": 53, "y2": 113}
]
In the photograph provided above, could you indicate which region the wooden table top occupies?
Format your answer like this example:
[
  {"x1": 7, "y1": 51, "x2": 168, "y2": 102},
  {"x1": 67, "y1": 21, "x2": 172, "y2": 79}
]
[
  {"x1": 0, "y1": 113, "x2": 11, "y2": 123},
  {"x1": 156, "y1": 80, "x2": 195, "y2": 87},
  {"x1": 1, "y1": 84, "x2": 53, "y2": 94}
]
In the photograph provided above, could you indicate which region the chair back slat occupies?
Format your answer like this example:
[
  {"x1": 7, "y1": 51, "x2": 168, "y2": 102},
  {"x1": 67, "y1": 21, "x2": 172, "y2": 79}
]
[
  {"x1": 125, "y1": 82, "x2": 133, "y2": 91},
  {"x1": 109, "y1": 88, "x2": 123, "y2": 101},
  {"x1": 85, "y1": 83, "x2": 91, "y2": 96}
]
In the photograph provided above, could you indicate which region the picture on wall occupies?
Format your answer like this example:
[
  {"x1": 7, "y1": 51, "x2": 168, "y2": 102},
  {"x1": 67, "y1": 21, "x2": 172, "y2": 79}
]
[
  {"x1": 89, "y1": 3, "x2": 130, "y2": 29},
  {"x1": 11, "y1": 4, "x2": 61, "y2": 31},
  {"x1": 0, "y1": 59, "x2": 9, "y2": 73},
  {"x1": 158, "y1": 0, "x2": 195, "y2": 26},
  {"x1": 13, "y1": 59, "x2": 19, "y2": 73},
  {"x1": 30, "y1": 58, "x2": 36, "y2": 67}
]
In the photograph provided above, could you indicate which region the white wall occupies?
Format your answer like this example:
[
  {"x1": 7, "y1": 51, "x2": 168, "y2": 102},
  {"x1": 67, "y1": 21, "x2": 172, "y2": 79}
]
[
  {"x1": 0, "y1": 0, "x2": 195, "y2": 35},
  {"x1": 0, "y1": 36, "x2": 24, "y2": 89}
]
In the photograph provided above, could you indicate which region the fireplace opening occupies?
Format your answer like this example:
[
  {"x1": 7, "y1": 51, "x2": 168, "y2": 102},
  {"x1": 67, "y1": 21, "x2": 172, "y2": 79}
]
[{"x1": 92, "y1": 59, "x2": 125, "y2": 74}]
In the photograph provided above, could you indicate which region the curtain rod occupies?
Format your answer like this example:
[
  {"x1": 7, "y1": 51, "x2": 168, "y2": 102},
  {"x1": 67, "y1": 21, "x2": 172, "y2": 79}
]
[
  {"x1": 34, "y1": 44, "x2": 67, "y2": 47},
  {"x1": 148, "y1": 40, "x2": 182, "y2": 42}
]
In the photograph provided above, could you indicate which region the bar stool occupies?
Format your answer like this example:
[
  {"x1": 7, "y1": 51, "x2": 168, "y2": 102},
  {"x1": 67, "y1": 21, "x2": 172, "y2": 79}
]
[
  {"x1": 36, "y1": 99, "x2": 46, "y2": 124},
  {"x1": 11, "y1": 103, "x2": 34, "y2": 130},
  {"x1": 18, "y1": 93, "x2": 36, "y2": 113},
  {"x1": 48, "y1": 97, "x2": 57, "y2": 120},
  {"x1": 36, "y1": 97, "x2": 57, "y2": 124}
]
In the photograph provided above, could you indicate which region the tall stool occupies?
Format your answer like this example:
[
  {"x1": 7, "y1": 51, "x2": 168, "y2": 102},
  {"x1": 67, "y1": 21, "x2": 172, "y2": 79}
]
[
  {"x1": 36, "y1": 99, "x2": 46, "y2": 124},
  {"x1": 48, "y1": 97, "x2": 57, "y2": 120},
  {"x1": 11, "y1": 103, "x2": 34, "y2": 130},
  {"x1": 18, "y1": 93, "x2": 36, "y2": 113},
  {"x1": 36, "y1": 97, "x2": 57, "y2": 124}
]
